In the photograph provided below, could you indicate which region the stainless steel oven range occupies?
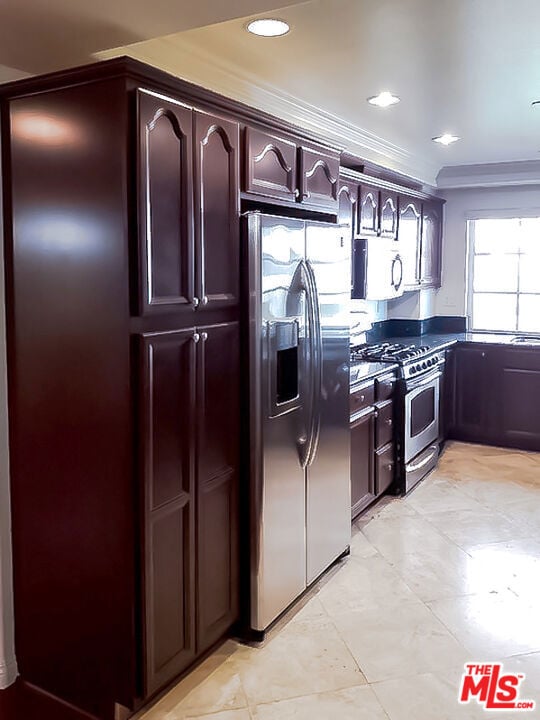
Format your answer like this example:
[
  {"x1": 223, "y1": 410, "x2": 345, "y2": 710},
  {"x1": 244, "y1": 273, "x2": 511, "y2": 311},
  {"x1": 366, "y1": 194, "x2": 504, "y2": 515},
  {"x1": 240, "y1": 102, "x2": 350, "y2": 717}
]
[{"x1": 352, "y1": 342, "x2": 445, "y2": 494}]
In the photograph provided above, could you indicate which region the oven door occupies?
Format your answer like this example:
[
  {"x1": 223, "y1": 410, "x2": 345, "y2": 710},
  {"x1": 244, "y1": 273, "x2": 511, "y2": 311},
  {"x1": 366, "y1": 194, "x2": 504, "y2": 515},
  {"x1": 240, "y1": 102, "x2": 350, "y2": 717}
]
[{"x1": 404, "y1": 370, "x2": 441, "y2": 464}]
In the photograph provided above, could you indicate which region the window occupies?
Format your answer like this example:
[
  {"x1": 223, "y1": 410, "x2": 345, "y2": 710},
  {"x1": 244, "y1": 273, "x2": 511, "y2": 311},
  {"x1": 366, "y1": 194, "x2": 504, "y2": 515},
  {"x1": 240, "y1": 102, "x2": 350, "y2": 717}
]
[{"x1": 468, "y1": 217, "x2": 540, "y2": 333}]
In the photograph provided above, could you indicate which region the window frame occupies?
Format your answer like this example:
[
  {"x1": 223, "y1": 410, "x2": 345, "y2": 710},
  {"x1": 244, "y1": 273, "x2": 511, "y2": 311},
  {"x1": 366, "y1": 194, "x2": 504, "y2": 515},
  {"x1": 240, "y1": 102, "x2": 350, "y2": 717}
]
[{"x1": 466, "y1": 212, "x2": 540, "y2": 335}]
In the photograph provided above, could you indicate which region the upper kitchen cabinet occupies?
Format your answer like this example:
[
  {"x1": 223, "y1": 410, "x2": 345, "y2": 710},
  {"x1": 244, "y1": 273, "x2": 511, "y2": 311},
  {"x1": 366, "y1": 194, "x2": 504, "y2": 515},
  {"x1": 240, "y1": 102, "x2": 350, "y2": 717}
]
[
  {"x1": 420, "y1": 200, "x2": 443, "y2": 288},
  {"x1": 298, "y1": 146, "x2": 339, "y2": 212},
  {"x1": 337, "y1": 177, "x2": 359, "y2": 240},
  {"x1": 379, "y1": 190, "x2": 398, "y2": 239},
  {"x1": 138, "y1": 90, "x2": 194, "y2": 315},
  {"x1": 194, "y1": 111, "x2": 240, "y2": 311},
  {"x1": 243, "y1": 127, "x2": 339, "y2": 212},
  {"x1": 398, "y1": 196, "x2": 422, "y2": 289},
  {"x1": 137, "y1": 90, "x2": 240, "y2": 315},
  {"x1": 357, "y1": 182, "x2": 380, "y2": 236},
  {"x1": 244, "y1": 126, "x2": 297, "y2": 202}
]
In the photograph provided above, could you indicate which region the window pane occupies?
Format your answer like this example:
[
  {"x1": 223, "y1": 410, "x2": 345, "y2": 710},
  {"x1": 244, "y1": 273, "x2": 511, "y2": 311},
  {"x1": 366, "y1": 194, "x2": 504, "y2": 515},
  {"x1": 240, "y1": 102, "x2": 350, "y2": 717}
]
[
  {"x1": 473, "y1": 254, "x2": 518, "y2": 292},
  {"x1": 519, "y1": 254, "x2": 540, "y2": 293},
  {"x1": 518, "y1": 218, "x2": 540, "y2": 253},
  {"x1": 472, "y1": 293, "x2": 517, "y2": 331},
  {"x1": 518, "y1": 295, "x2": 540, "y2": 333},
  {"x1": 474, "y1": 219, "x2": 520, "y2": 254}
]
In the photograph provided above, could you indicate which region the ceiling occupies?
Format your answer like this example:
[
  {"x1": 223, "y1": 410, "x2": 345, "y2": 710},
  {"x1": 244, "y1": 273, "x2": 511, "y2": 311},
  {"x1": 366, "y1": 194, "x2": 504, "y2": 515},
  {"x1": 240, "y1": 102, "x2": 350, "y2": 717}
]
[{"x1": 3, "y1": 0, "x2": 540, "y2": 185}]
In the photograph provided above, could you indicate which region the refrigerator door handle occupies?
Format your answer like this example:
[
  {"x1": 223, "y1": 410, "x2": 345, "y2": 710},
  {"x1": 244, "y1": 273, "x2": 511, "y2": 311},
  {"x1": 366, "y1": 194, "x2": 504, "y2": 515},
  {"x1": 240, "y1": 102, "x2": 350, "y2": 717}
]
[{"x1": 305, "y1": 259, "x2": 323, "y2": 467}]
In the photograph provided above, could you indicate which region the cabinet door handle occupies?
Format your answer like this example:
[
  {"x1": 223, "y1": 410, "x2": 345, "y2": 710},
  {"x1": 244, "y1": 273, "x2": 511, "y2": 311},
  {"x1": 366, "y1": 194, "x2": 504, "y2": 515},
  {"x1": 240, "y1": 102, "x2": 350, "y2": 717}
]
[
  {"x1": 481, "y1": 351, "x2": 486, "y2": 358},
  {"x1": 200, "y1": 296, "x2": 209, "y2": 306},
  {"x1": 294, "y1": 188, "x2": 300, "y2": 198},
  {"x1": 200, "y1": 331, "x2": 208, "y2": 342},
  {"x1": 192, "y1": 297, "x2": 200, "y2": 308},
  {"x1": 192, "y1": 332, "x2": 200, "y2": 344},
  {"x1": 386, "y1": 418, "x2": 393, "y2": 426},
  {"x1": 387, "y1": 462, "x2": 394, "y2": 471}
]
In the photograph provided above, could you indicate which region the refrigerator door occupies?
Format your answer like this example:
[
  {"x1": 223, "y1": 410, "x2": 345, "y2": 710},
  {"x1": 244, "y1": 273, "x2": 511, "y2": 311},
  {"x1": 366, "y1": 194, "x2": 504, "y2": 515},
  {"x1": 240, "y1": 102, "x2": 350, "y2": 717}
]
[
  {"x1": 247, "y1": 213, "x2": 308, "y2": 631},
  {"x1": 305, "y1": 222, "x2": 351, "y2": 584}
]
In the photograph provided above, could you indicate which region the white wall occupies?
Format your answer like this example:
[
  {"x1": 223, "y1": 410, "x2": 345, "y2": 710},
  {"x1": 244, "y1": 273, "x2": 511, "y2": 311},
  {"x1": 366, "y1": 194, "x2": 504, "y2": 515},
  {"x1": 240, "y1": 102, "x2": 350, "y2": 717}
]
[
  {"x1": 435, "y1": 185, "x2": 540, "y2": 318},
  {"x1": 387, "y1": 288, "x2": 437, "y2": 320}
]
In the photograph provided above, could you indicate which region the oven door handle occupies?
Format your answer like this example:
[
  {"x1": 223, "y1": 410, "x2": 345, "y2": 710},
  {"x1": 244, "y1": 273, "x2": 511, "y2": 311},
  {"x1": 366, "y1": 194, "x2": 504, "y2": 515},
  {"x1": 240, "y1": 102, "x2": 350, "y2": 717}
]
[
  {"x1": 407, "y1": 369, "x2": 442, "y2": 390},
  {"x1": 407, "y1": 446, "x2": 438, "y2": 472}
]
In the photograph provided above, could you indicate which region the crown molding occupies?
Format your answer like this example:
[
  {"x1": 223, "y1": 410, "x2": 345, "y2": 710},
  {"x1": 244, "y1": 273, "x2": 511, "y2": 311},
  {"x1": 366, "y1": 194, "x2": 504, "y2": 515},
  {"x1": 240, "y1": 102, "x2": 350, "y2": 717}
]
[
  {"x1": 437, "y1": 160, "x2": 540, "y2": 189},
  {"x1": 97, "y1": 38, "x2": 440, "y2": 185}
]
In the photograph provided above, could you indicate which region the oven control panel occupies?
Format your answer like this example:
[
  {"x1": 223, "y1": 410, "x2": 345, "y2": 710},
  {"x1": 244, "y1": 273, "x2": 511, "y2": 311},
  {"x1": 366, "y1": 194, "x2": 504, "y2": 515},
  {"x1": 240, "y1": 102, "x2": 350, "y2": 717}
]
[{"x1": 402, "y1": 351, "x2": 445, "y2": 380}]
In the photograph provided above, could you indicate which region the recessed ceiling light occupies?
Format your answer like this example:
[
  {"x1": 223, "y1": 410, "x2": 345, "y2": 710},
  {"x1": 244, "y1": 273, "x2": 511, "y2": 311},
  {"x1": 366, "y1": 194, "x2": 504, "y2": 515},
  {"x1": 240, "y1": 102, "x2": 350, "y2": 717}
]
[
  {"x1": 432, "y1": 133, "x2": 460, "y2": 146},
  {"x1": 246, "y1": 18, "x2": 290, "y2": 37},
  {"x1": 367, "y1": 92, "x2": 401, "y2": 108}
]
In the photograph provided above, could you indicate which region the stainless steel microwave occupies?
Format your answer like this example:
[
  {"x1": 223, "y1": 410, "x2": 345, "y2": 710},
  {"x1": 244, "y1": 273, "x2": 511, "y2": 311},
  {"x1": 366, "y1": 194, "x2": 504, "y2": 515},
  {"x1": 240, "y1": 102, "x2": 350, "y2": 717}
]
[{"x1": 352, "y1": 237, "x2": 404, "y2": 301}]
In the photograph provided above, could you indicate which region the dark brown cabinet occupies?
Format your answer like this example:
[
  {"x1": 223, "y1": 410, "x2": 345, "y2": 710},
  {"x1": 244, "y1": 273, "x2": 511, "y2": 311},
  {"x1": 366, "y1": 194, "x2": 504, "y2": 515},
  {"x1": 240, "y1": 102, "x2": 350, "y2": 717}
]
[
  {"x1": 350, "y1": 408, "x2": 376, "y2": 517},
  {"x1": 420, "y1": 201, "x2": 442, "y2": 288},
  {"x1": 298, "y1": 146, "x2": 339, "y2": 211},
  {"x1": 495, "y1": 349, "x2": 540, "y2": 451},
  {"x1": 398, "y1": 197, "x2": 422, "y2": 289},
  {"x1": 439, "y1": 348, "x2": 456, "y2": 444},
  {"x1": 2, "y1": 63, "x2": 241, "y2": 720},
  {"x1": 244, "y1": 126, "x2": 297, "y2": 202},
  {"x1": 337, "y1": 178, "x2": 358, "y2": 239},
  {"x1": 243, "y1": 127, "x2": 339, "y2": 212},
  {"x1": 358, "y1": 183, "x2": 380, "y2": 236},
  {"x1": 453, "y1": 345, "x2": 496, "y2": 444},
  {"x1": 380, "y1": 190, "x2": 398, "y2": 239},
  {"x1": 138, "y1": 90, "x2": 240, "y2": 315},
  {"x1": 350, "y1": 371, "x2": 396, "y2": 519}
]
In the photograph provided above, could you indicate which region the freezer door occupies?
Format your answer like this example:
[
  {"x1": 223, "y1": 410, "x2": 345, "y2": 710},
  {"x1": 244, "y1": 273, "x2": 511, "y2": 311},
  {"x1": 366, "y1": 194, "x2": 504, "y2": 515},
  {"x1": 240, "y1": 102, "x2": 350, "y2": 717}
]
[
  {"x1": 305, "y1": 222, "x2": 351, "y2": 584},
  {"x1": 247, "y1": 213, "x2": 308, "y2": 631}
]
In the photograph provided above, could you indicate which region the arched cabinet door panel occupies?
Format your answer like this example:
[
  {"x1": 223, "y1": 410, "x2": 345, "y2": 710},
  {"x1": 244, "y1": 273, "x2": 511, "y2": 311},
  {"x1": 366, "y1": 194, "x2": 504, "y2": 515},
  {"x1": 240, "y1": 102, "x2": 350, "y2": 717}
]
[
  {"x1": 358, "y1": 184, "x2": 380, "y2": 236},
  {"x1": 420, "y1": 201, "x2": 443, "y2": 288},
  {"x1": 137, "y1": 89, "x2": 195, "y2": 315},
  {"x1": 298, "y1": 147, "x2": 339, "y2": 212},
  {"x1": 244, "y1": 127, "x2": 297, "y2": 201},
  {"x1": 337, "y1": 179, "x2": 359, "y2": 240},
  {"x1": 194, "y1": 111, "x2": 240, "y2": 311},
  {"x1": 398, "y1": 197, "x2": 422, "y2": 289},
  {"x1": 380, "y1": 190, "x2": 398, "y2": 239}
]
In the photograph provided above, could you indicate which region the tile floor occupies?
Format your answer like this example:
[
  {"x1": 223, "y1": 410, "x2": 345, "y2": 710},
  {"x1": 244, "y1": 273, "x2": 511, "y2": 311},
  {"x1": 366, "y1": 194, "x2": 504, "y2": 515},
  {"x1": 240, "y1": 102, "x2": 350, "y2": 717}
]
[{"x1": 137, "y1": 442, "x2": 540, "y2": 720}]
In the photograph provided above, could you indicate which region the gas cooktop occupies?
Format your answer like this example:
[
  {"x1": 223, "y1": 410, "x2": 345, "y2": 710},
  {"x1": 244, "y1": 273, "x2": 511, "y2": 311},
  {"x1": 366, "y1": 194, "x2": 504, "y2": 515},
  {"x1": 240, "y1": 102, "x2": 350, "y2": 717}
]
[{"x1": 351, "y1": 342, "x2": 443, "y2": 380}]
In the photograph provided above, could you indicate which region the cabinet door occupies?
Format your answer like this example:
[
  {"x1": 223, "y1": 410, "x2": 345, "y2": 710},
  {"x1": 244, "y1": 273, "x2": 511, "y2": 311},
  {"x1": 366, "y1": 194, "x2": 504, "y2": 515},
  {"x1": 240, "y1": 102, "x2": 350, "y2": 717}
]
[
  {"x1": 380, "y1": 190, "x2": 398, "y2": 239},
  {"x1": 398, "y1": 197, "x2": 422, "y2": 288},
  {"x1": 420, "y1": 201, "x2": 442, "y2": 288},
  {"x1": 137, "y1": 89, "x2": 194, "y2": 315},
  {"x1": 298, "y1": 147, "x2": 339, "y2": 211},
  {"x1": 338, "y1": 179, "x2": 359, "y2": 291},
  {"x1": 196, "y1": 322, "x2": 239, "y2": 652},
  {"x1": 350, "y1": 409, "x2": 375, "y2": 518},
  {"x1": 357, "y1": 184, "x2": 380, "y2": 236},
  {"x1": 496, "y1": 349, "x2": 540, "y2": 451},
  {"x1": 139, "y1": 329, "x2": 197, "y2": 696},
  {"x1": 439, "y1": 348, "x2": 456, "y2": 443},
  {"x1": 244, "y1": 127, "x2": 297, "y2": 201},
  {"x1": 194, "y1": 111, "x2": 240, "y2": 311},
  {"x1": 454, "y1": 346, "x2": 494, "y2": 443}
]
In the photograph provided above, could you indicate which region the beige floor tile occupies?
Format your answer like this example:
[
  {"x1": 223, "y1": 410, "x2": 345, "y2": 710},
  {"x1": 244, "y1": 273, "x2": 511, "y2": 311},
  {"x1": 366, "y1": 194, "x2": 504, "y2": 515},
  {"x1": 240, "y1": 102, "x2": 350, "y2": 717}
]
[
  {"x1": 317, "y1": 553, "x2": 416, "y2": 616},
  {"x1": 226, "y1": 616, "x2": 365, "y2": 705},
  {"x1": 422, "y1": 507, "x2": 528, "y2": 550},
  {"x1": 500, "y1": 499, "x2": 540, "y2": 535},
  {"x1": 349, "y1": 529, "x2": 379, "y2": 558},
  {"x1": 502, "y1": 651, "x2": 540, "y2": 696},
  {"x1": 361, "y1": 514, "x2": 457, "y2": 564},
  {"x1": 253, "y1": 686, "x2": 388, "y2": 719},
  {"x1": 184, "y1": 711, "x2": 252, "y2": 720},
  {"x1": 428, "y1": 590, "x2": 540, "y2": 658},
  {"x1": 372, "y1": 671, "x2": 488, "y2": 720},
  {"x1": 404, "y1": 477, "x2": 488, "y2": 515},
  {"x1": 333, "y1": 600, "x2": 469, "y2": 683},
  {"x1": 452, "y1": 474, "x2": 540, "y2": 508}
]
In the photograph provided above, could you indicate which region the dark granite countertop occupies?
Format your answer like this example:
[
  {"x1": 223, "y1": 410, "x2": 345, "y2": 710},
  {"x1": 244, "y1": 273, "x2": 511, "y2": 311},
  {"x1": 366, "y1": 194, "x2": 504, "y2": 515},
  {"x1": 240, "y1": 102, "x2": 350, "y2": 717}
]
[
  {"x1": 350, "y1": 361, "x2": 398, "y2": 387},
  {"x1": 382, "y1": 332, "x2": 540, "y2": 351}
]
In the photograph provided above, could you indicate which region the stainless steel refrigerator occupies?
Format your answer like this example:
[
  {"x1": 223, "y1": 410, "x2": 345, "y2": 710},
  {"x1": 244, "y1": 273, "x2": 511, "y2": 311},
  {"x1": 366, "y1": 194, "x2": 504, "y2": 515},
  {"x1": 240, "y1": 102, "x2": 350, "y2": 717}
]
[{"x1": 246, "y1": 212, "x2": 351, "y2": 633}]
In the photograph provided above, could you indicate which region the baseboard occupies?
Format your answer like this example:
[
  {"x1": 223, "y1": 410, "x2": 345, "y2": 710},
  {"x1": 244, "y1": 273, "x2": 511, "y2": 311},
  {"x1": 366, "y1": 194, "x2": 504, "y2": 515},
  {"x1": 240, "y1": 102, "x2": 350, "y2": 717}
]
[{"x1": 1, "y1": 680, "x2": 103, "y2": 720}]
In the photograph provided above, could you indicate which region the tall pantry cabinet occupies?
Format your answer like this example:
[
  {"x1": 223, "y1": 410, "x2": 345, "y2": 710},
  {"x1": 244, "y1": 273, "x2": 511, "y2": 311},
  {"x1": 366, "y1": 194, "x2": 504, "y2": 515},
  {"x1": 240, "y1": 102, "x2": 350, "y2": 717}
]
[{"x1": 1, "y1": 60, "x2": 240, "y2": 720}]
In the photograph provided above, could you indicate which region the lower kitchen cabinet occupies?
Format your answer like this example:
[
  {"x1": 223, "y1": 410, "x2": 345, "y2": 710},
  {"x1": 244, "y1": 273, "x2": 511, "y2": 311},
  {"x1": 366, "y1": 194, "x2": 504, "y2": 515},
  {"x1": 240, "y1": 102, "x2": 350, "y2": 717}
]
[
  {"x1": 495, "y1": 348, "x2": 540, "y2": 451},
  {"x1": 375, "y1": 443, "x2": 395, "y2": 495},
  {"x1": 350, "y1": 408, "x2": 376, "y2": 517},
  {"x1": 452, "y1": 344, "x2": 496, "y2": 444},
  {"x1": 439, "y1": 347, "x2": 456, "y2": 444},
  {"x1": 139, "y1": 322, "x2": 239, "y2": 695}
]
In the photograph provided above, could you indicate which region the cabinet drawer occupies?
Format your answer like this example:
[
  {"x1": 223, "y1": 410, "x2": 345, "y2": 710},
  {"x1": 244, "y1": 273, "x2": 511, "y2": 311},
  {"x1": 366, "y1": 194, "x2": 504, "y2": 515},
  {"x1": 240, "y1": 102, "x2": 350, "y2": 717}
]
[
  {"x1": 375, "y1": 373, "x2": 396, "y2": 401},
  {"x1": 244, "y1": 127, "x2": 297, "y2": 201},
  {"x1": 350, "y1": 383, "x2": 375, "y2": 417},
  {"x1": 375, "y1": 399, "x2": 394, "y2": 449},
  {"x1": 376, "y1": 443, "x2": 395, "y2": 495}
]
